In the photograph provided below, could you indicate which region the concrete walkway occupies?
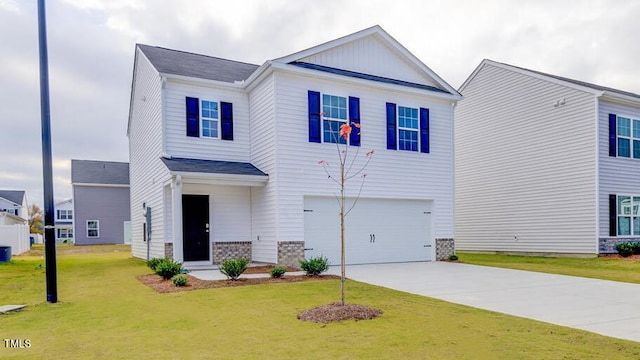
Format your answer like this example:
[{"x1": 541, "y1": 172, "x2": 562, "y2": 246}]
[{"x1": 325, "y1": 262, "x2": 640, "y2": 342}]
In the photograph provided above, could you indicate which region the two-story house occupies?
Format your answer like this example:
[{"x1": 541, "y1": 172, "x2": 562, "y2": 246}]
[
  {"x1": 128, "y1": 26, "x2": 461, "y2": 267},
  {"x1": 455, "y1": 59, "x2": 640, "y2": 256},
  {"x1": 54, "y1": 199, "x2": 73, "y2": 244},
  {"x1": 0, "y1": 190, "x2": 28, "y2": 220}
]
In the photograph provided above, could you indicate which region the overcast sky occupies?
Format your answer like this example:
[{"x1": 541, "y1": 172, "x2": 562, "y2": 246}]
[{"x1": 1, "y1": 0, "x2": 639, "y2": 207}]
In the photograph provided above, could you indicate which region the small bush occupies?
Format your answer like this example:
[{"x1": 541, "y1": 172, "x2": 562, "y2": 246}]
[
  {"x1": 448, "y1": 254, "x2": 459, "y2": 261},
  {"x1": 270, "y1": 266, "x2": 287, "y2": 278},
  {"x1": 633, "y1": 242, "x2": 640, "y2": 255},
  {"x1": 155, "y1": 259, "x2": 184, "y2": 280},
  {"x1": 146, "y1": 258, "x2": 163, "y2": 271},
  {"x1": 172, "y1": 275, "x2": 188, "y2": 287},
  {"x1": 615, "y1": 242, "x2": 635, "y2": 257},
  {"x1": 300, "y1": 256, "x2": 329, "y2": 276},
  {"x1": 220, "y1": 258, "x2": 249, "y2": 280}
]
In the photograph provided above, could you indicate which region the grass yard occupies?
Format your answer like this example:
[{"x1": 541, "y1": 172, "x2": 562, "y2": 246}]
[
  {"x1": 1, "y1": 246, "x2": 640, "y2": 359},
  {"x1": 458, "y1": 252, "x2": 640, "y2": 284}
]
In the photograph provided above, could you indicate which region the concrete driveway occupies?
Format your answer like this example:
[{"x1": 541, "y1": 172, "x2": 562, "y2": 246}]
[{"x1": 327, "y1": 262, "x2": 640, "y2": 342}]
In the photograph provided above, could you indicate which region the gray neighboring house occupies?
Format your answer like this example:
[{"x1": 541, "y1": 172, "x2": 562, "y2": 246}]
[{"x1": 71, "y1": 160, "x2": 131, "y2": 245}]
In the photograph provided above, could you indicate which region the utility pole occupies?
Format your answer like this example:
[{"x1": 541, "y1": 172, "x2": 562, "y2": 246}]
[{"x1": 37, "y1": 0, "x2": 57, "y2": 303}]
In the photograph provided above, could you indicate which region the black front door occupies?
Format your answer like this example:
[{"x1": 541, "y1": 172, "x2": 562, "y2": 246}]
[{"x1": 182, "y1": 195, "x2": 210, "y2": 262}]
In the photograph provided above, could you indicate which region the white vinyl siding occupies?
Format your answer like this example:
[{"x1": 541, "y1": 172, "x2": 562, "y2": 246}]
[
  {"x1": 128, "y1": 49, "x2": 169, "y2": 260},
  {"x1": 455, "y1": 62, "x2": 598, "y2": 254},
  {"x1": 272, "y1": 71, "x2": 455, "y2": 244},
  {"x1": 598, "y1": 99, "x2": 640, "y2": 237}
]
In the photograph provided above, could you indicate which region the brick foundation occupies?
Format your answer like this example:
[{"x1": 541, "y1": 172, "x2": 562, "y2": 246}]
[
  {"x1": 212, "y1": 241, "x2": 252, "y2": 264},
  {"x1": 436, "y1": 238, "x2": 455, "y2": 260},
  {"x1": 164, "y1": 243, "x2": 173, "y2": 259},
  {"x1": 599, "y1": 237, "x2": 637, "y2": 254},
  {"x1": 277, "y1": 241, "x2": 305, "y2": 268}
]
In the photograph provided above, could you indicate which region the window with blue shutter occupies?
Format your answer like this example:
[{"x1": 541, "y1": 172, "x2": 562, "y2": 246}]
[
  {"x1": 186, "y1": 97, "x2": 199, "y2": 137},
  {"x1": 349, "y1": 96, "x2": 360, "y2": 146},
  {"x1": 220, "y1": 102, "x2": 233, "y2": 140},
  {"x1": 610, "y1": 194, "x2": 617, "y2": 236},
  {"x1": 420, "y1": 108, "x2": 430, "y2": 153},
  {"x1": 386, "y1": 102, "x2": 397, "y2": 150},
  {"x1": 609, "y1": 114, "x2": 617, "y2": 157},
  {"x1": 308, "y1": 91, "x2": 321, "y2": 143}
]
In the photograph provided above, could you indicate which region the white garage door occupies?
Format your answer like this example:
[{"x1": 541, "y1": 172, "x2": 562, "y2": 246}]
[{"x1": 303, "y1": 197, "x2": 433, "y2": 265}]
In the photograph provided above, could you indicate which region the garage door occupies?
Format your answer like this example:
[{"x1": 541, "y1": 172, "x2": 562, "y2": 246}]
[{"x1": 303, "y1": 197, "x2": 433, "y2": 265}]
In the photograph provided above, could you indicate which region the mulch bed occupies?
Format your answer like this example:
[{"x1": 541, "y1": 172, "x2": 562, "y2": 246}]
[
  {"x1": 601, "y1": 254, "x2": 640, "y2": 260},
  {"x1": 297, "y1": 303, "x2": 383, "y2": 323}
]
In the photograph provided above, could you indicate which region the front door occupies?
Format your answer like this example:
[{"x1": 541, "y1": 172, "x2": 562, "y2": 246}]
[{"x1": 182, "y1": 195, "x2": 210, "y2": 262}]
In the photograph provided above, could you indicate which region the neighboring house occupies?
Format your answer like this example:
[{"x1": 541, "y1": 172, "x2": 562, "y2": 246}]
[
  {"x1": 127, "y1": 25, "x2": 461, "y2": 267},
  {"x1": 0, "y1": 190, "x2": 30, "y2": 255},
  {"x1": 55, "y1": 198, "x2": 74, "y2": 244},
  {"x1": 0, "y1": 190, "x2": 28, "y2": 220},
  {"x1": 71, "y1": 160, "x2": 131, "y2": 245},
  {"x1": 455, "y1": 59, "x2": 640, "y2": 256}
]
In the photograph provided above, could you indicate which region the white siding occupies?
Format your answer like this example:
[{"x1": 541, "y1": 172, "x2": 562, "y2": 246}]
[
  {"x1": 248, "y1": 74, "x2": 278, "y2": 262},
  {"x1": 128, "y1": 49, "x2": 170, "y2": 259},
  {"x1": 272, "y1": 71, "x2": 455, "y2": 245},
  {"x1": 164, "y1": 81, "x2": 251, "y2": 162},
  {"x1": 299, "y1": 35, "x2": 438, "y2": 89},
  {"x1": 455, "y1": 63, "x2": 598, "y2": 254},
  {"x1": 598, "y1": 99, "x2": 640, "y2": 236}
]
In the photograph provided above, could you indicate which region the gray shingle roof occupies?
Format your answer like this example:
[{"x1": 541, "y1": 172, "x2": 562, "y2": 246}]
[
  {"x1": 161, "y1": 157, "x2": 267, "y2": 177},
  {"x1": 137, "y1": 44, "x2": 259, "y2": 83},
  {"x1": 0, "y1": 190, "x2": 25, "y2": 205},
  {"x1": 71, "y1": 160, "x2": 130, "y2": 185},
  {"x1": 495, "y1": 60, "x2": 640, "y2": 101}
]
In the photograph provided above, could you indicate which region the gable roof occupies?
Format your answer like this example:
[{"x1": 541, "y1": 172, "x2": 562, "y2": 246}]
[
  {"x1": 137, "y1": 44, "x2": 259, "y2": 83},
  {"x1": 0, "y1": 190, "x2": 25, "y2": 205},
  {"x1": 161, "y1": 157, "x2": 267, "y2": 177},
  {"x1": 71, "y1": 160, "x2": 130, "y2": 185},
  {"x1": 461, "y1": 59, "x2": 640, "y2": 102}
]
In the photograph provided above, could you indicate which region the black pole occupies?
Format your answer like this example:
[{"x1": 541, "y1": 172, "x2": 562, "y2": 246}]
[{"x1": 37, "y1": 0, "x2": 57, "y2": 303}]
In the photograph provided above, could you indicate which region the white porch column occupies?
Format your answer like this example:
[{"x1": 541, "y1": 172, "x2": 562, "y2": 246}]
[{"x1": 171, "y1": 175, "x2": 183, "y2": 262}]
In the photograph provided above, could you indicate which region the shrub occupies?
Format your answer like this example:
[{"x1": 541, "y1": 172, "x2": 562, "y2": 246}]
[
  {"x1": 220, "y1": 258, "x2": 249, "y2": 280},
  {"x1": 146, "y1": 258, "x2": 163, "y2": 271},
  {"x1": 300, "y1": 256, "x2": 329, "y2": 276},
  {"x1": 155, "y1": 259, "x2": 184, "y2": 280},
  {"x1": 633, "y1": 242, "x2": 640, "y2": 255},
  {"x1": 172, "y1": 275, "x2": 188, "y2": 287},
  {"x1": 270, "y1": 266, "x2": 287, "y2": 278},
  {"x1": 615, "y1": 242, "x2": 635, "y2": 257},
  {"x1": 448, "y1": 254, "x2": 459, "y2": 261}
]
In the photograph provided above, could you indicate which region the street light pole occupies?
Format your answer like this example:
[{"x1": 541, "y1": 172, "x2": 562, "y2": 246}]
[{"x1": 37, "y1": 0, "x2": 57, "y2": 304}]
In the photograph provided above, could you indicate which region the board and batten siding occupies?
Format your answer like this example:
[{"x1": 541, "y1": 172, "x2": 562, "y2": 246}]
[
  {"x1": 164, "y1": 81, "x2": 251, "y2": 162},
  {"x1": 271, "y1": 70, "x2": 455, "y2": 244},
  {"x1": 128, "y1": 49, "x2": 170, "y2": 260},
  {"x1": 598, "y1": 99, "x2": 640, "y2": 237},
  {"x1": 248, "y1": 74, "x2": 278, "y2": 263},
  {"x1": 299, "y1": 34, "x2": 438, "y2": 89},
  {"x1": 455, "y1": 63, "x2": 598, "y2": 254}
]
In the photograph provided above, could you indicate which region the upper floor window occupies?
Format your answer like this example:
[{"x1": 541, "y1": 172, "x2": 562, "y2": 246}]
[
  {"x1": 201, "y1": 100, "x2": 220, "y2": 138},
  {"x1": 1, "y1": 209, "x2": 17, "y2": 216},
  {"x1": 387, "y1": 103, "x2": 429, "y2": 153},
  {"x1": 611, "y1": 114, "x2": 640, "y2": 159},
  {"x1": 322, "y1": 94, "x2": 348, "y2": 144},
  {"x1": 57, "y1": 209, "x2": 72, "y2": 220},
  {"x1": 398, "y1": 106, "x2": 419, "y2": 152},
  {"x1": 617, "y1": 195, "x2": 640, "y2": 236}
]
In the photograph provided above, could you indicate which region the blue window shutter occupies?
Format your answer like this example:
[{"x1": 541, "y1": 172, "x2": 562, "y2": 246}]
[
  {"x1": 185, "y1": 97, "x2": 199, "y2": 137},
  {"x1": 308, "y1": 91, "x2": 321, "y2": 143},
  {"x1": 349, "y1": 96, "x2": 360, "y2": 146},
  {"x1": 420, "y1": 107, "x2": 430, "y2": 153},
  {"x1": 609, "y1": 194, "x2": 617, "y2": 236},
  {"x1": 221, "y1": 102, "x2": 234, "y2": 140},
  {"x1": 386, "y1": 102, "x2": 397, "y2": 150},
  {"x1": 609, "y1": 113, "x2": 617, "y2": 157}
]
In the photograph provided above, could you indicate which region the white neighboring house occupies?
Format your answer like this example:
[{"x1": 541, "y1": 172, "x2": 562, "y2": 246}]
[
  {"x1": 128, "y1": 25, "x2": 461, "y2": 267},
  {"x1": 455, "y1": 59, "x2": 640, "y2": 256},
  {"x1": 0, "y1": 190, "x2": 30, "y2": 255},
  {"x1": 55, "y1": 199, "x2": 74, "y2": 244}
]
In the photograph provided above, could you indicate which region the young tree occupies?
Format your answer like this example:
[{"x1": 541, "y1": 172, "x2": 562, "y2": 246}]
[
  {"x1": 319, "y1": 120, "x2": 373, "y2": 306},
  {"x1": 29, "y1": 204, "x2": 44, "y2": 234}
]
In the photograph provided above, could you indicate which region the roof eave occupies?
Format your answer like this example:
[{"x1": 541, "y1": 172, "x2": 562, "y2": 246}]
[
  {"x1": 600, "y1": 91, "x2": 640, "y2": 107},
  {"x1": 169, "y1": 171, "x2": 268, "y2": 187},
  {"x1": 161, "y1": 72, "x2": 247, "y2": 89}
]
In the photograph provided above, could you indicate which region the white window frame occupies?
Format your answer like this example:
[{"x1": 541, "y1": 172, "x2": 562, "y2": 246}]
[
  {"x1": 57, "y1": 228, "x2": 73, "y2": 239},
  {"x1": 617, "y1": 194, "x2": 640, "y2": 236},
  {"x1": 57, "y1": 209, "x2": 72, "y2": 220},
  {"x1": 616, "y1": 115, "x2": 640, "y2": 159},
  {"x1": 397, "y1": 105, "x2": 419, "y2": 152},
  {"x1": 87, "y1": 220, "x2": 100, "y2": 238},
  {"x1": 321, "y1": 93, "x2": 348, "y2": 145},
  {"x1": 201, "y1": 100, "x2": 221, "y2": 139}
]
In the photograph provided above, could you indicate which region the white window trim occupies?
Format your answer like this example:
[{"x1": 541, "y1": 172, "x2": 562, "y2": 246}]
[
  {"x1": 321, "y1": 93, "x2": 348, "y2": 144},
  {"x1": 200, "y1": 99, "x2": 221, "y2": 139},
  {"x1": 87, "y1": 220, "x2": 100, "y2": 238},
  {"x1": 616, "y1": 114, "x2": 640, "y2": 159},
  {"x1": 397, "y1": 105, "x2": 419, "y2": 152},
  {"x1": 617, "y1": 194, "x2": 640, "y2": 237}
]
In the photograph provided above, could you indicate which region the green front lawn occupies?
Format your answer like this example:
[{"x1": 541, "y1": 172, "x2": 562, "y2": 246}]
[
  {"x1": 1, "y1": 246, "x2": 639, "y2": 359},
  {"x1": 458, "y1": 252, "x2": 640, "y2": 284}
]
